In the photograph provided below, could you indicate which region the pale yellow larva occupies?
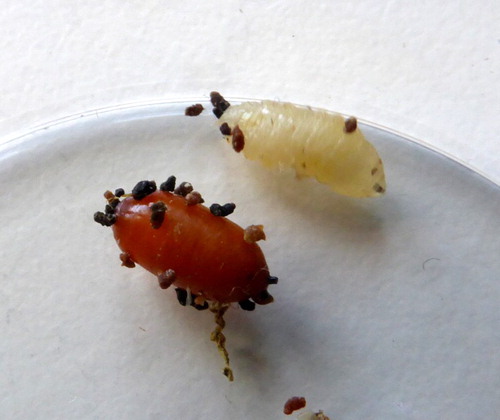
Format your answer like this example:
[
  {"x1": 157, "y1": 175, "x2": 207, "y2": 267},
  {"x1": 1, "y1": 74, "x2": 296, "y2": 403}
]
[{"x1": 210, "y1": 92, "x2": 386, "y2": 198}]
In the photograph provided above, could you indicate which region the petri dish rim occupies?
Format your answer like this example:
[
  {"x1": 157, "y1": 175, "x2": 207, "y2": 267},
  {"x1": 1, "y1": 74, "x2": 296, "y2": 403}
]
[
  {"x1": 0, "y1": 97, "x2": 498, "y2": 189},
  {"x1": 1, "y1": 98, "x2": 498, "y2": 419}
]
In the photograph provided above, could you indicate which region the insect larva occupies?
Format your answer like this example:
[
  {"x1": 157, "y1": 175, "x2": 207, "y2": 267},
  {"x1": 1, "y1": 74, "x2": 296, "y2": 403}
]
[
  {"x1": 210, "y1": 92, "x2": 386, "y2": 198},
  {"x1": 94, "y1": 177, "x2": 277, "y2": 381},
  {"x1": 95, "y1": 178, "x2": 276, "y2": 305}
]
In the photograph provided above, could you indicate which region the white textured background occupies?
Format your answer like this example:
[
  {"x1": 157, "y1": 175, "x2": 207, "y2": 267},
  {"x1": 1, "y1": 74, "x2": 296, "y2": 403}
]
[
  {"x1": 0, "y1": 0, "x2": 499, "y2": 184},
  {"x1": 1, "y1": 2, "x2": 499, "y2": 420}
]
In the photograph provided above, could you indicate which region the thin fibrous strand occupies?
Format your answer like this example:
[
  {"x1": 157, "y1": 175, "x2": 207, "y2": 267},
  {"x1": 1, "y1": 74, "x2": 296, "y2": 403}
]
[{"x1": 209, "y1": 302, "x2": 234, "y2": 381}]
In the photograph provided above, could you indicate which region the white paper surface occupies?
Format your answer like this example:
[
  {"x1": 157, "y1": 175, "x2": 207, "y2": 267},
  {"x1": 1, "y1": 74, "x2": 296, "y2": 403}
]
[{"x1": 1, "y1": 2, "x2": 499, "y2": 419}]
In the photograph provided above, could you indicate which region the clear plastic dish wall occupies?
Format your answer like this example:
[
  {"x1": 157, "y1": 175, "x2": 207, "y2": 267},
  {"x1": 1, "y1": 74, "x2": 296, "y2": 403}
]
[{"x1": 0, "y1": 101, "x2": 499, "y2": 419}]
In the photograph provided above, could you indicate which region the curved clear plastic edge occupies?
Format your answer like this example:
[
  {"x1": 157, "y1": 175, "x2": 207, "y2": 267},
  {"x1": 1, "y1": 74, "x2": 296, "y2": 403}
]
[{"x1": 1, "y1": 98, "x2": 498, "y2": 189}]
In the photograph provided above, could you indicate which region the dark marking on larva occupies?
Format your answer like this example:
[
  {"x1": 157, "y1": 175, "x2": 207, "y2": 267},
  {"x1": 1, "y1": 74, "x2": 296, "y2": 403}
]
[
  {"x1": 132, "y1": 180, "x2": 157, "y2": 200},
  {"x1": 252, "y1": 289, "x2": 274, "y2": 305},
  {"x1": 119, "y1": 252, "x2": 136, "y2": 268},
  {"x1": 158, "y1": 269, "x2": 176, "y2": 289},
  {"x1": 114, "y1": 188, "x2": 125, "y2": 197},
  {"x1": 150, "y1": 201, "x2": 167, "y2": 229},
  {"x1": 93, "y1": 211, "x2": 116, "y2": 226},
  {"x1": 210, "y1": 203, "x2": 236, "y2": 217},
  {"x1": 174, "y1": 182, "x2": 193, "y2": 197},
  {"x1": 268, "y1": 276, "x2": 279, "y2": 285},
  {"x1": 371, "y1": 167, "x2": 378, "y2": 175},
  {"x1": 344, "y1": 116, "x2": 357, "y2": 133},
  {"x1": 185, "y1": 191, "x2": 204, "y2": 205},
  {"x1": 231, "y1": 125, "x2": 245, "y2": 153},
  {"x1": 210, "y1": 91, "x2": 231, "y2": 118},
  {"x1": 219, "y1": 122, "x2": 232, "y2": 135},
  {"x1": 243, "y1": 225, "x2": 266, "y2": 243},
  {"x1": 184, "y1": 103, "x2": 204, "y2": 116},
  {"x1": 373, "y1": 183, "x2": 385, "y2": 194},
  {"x1": 160, "y1": 176, "x2": 176, "y2": 192},
  {"x1": 238, "y1": 299, "x2": 256, "y2": 311}
]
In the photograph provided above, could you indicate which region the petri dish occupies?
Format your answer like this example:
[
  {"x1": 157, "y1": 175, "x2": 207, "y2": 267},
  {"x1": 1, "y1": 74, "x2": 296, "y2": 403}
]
[{"x1": 1, "y1": 100, "x2": 498, "y2": 419}]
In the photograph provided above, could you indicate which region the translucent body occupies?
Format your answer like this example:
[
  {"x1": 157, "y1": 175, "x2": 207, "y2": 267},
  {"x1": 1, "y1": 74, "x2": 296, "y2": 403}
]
[
  {"x1": 220, "y1": 101, "x2": 386, "y2": 198},
  {"x1": 112, "y1": 190, "x2": 270, "y2": 303}
]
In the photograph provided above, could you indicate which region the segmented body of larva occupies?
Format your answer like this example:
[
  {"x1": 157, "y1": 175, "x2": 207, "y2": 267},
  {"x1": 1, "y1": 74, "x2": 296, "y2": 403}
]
[
  {"x1": 94, "y1": 177, "x2": 278, "y2": 381},
  {"x1": 211, "y1": 93, "x2": 386, "y2": 198}
]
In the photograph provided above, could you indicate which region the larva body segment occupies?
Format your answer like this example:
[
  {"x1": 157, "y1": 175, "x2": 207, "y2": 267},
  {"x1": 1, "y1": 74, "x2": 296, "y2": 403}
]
[
  {"x1": 111, "y1": 190, "x2": 270, "y2": 304},
  {"x1": 95, "y1": 178, "x2": 275, "y2": 306},
  {"x1": 217, "y1": 99, "x2": 386, "y2": 198}
]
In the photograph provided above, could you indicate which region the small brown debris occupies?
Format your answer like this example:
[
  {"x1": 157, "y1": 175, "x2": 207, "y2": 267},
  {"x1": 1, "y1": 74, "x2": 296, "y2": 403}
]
[
  {"x1": 185, "y1": 191, "x2": 204, "y2": 205},
  {"x1": 175, "y1": 288, "x2": 188, "y2": 306},
  {"x1": 219, "y1": 122, "x2": 232, "y2": 135},
  {"x1": 252, "y1": 289, "x2": 274, "y2": 305},
  {"x1": 314, "y1": 411, "x2": 331, "y2": 420},
  {"x1": 109, "y1": 197, "x2": 120, "y2": 209},
  {"x1": 371, "y1": 167, "x2": 378, "y2": 175},
  {"x1": 184, "y1": 103, "x2": 204, "y2": 116},
  {"x1": 373, "y1": 183, "x2": 385, "y2": 194},
  {"x1": 114, "y1": 188, "x2": 125, "y2": 197},
  {"x1": 267, "y1": 275, "x2": 279, "y2": 284},
  {"x1": 119, "y1": 252, "x2": 136, "y2": 268},
  {"x1": 174, "y1": 182, "x2": 193, "y2": 197},
  {"x1": 193, "y1": 295, "x2": 206, "y2": 306},
  {"x1": 94, "y1": 211, "x2": 116, "y2": 226},
  {"x1": 210, "y1": 203, "x2": 236, "y2": 217},
  {"x1": 104, "y1": 203, "x2": 115, "y2": 214},
  {"x1": 231, "y1": 125, "x2": 245, "y2": 152},
  {"x1": 160, "y1": 176, "x2": 176, "y2": 192},
  {"x1": 132, "y1": 180, "x2": 157, "y2": 200},
  {"x1": 190, "y1": 294, "x2": 209, "y2": 311},
  {"x1": 158, "y1": 269, "x2": 176, "y2": 289},
  {"x1": 284, "y1": 396, "x2": 307, "y2": 415},
  {"x1": 243, "y1": 225, "x2": 266, "y2": 243},
  {"x1": 210, "y1": 91, "x2": 231, "y2": 118},
  {"x1": 222, "y1": 203, "x2": 236, "y2": 215},
  {"x1": 193, "y1": 300, "x2": 209, "y2": 311},
  {"x1": 223, "y1": 367, "x2": 233, "y2": 379},
  {"x1": 103, "y1": 190, "x2": 115, "y2": 201},
  {"x1": 150, "y1": 201, "x2": 167, "y2": 229},
  {"x1": 173, "y1": 288, "x2": 208, "y2": 310},
  {"x1": 344, "y1": 116, "x2": 357, "y2": 133},
  {"x1": 238, "y1": 299, "x2": 256, "y2": 311}
]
